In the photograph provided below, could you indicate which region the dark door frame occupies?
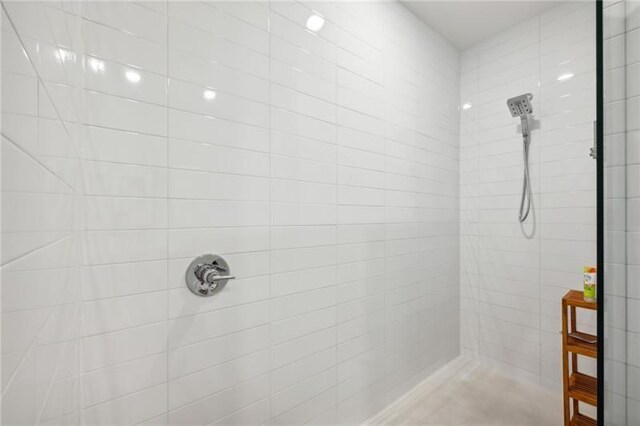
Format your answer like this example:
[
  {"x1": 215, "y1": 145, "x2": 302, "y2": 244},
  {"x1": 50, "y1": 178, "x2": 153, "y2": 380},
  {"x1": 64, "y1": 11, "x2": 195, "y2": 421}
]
[{"x1": 596, "y1": 0, "x2": 604, "y2": 422}]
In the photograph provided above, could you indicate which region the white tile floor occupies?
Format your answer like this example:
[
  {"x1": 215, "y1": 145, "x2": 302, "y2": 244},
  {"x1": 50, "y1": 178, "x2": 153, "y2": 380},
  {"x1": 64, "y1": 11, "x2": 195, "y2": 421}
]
[{"x1": 367, "y1": 357, "x2": 562, "y2": 426}]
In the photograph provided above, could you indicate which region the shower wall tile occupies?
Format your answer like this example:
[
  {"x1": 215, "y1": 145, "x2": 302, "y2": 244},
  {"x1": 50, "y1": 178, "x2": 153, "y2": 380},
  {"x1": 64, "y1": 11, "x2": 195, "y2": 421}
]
[
  {"x1": 1, "y1": 0, "x2": 459, "y2": 424},
  {"x1": 603, "y1": 0, "x2": 633, "y2": 424},
  {"x1": 269, "y1": 4, "x2": 339, "y2": 422},
  {"x1": 1, "y1": 2, "x2": 83, "y2": 424},
  {"x1": 165, "y1": 3, "x2": 272, "y2": 421},
  {"x1": 605, "y1": 0, "x2": 640, "y2": 423},
  {"x1": 460, "y1": 1, "x2": 596, "y2": 390}
]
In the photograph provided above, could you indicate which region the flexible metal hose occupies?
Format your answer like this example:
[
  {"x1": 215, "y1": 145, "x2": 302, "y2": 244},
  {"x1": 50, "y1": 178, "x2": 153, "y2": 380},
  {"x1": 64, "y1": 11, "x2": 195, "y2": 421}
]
[{"x1": 518, "y1": 127, "x2": 531, "y2": 223}]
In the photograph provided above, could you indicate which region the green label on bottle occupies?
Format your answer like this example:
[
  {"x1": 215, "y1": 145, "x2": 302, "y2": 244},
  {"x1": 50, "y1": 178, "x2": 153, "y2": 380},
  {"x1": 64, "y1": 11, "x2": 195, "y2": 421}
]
[{"x1": 584, "y1": 272, "x2": 596, "y2": 300}]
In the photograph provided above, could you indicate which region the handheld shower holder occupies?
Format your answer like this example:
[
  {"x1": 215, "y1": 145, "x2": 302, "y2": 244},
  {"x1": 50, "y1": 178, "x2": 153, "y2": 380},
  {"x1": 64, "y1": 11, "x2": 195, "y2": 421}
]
[{"x1": 520, "y1": 116, "x2": 530, "y2": 138}]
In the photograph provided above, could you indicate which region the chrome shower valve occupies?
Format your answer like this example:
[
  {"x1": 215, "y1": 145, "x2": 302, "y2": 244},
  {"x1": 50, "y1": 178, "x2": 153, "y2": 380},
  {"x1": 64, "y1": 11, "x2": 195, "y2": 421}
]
[{"x1": 186, "y1": 254, "x2": 235, "y2": 296}]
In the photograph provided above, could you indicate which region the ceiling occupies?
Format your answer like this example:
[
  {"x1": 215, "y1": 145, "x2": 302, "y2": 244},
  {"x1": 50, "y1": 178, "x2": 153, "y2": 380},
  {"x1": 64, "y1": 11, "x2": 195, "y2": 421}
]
[{"x1": 401, "y1": 1, "x2": 564, "y2": 50}]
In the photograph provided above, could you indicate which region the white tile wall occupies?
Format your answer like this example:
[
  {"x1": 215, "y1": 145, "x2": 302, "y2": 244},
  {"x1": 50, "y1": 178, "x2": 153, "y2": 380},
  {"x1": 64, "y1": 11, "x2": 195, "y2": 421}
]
[
  {"x1": 604, "y1": 0, "x2": 640, "y2": 424},
  {"x1": 1, "y1": 1, "x2": 460, "y2": 424},
  {"x1": 1, "y1": 1, "x2": 83, "y2": 424},
  {"x1": 459, "y1": 2, "x2": 597, "y2": 389},
  {"x1": 625, "y1": 1, "x2": 640, "y2": 421}
]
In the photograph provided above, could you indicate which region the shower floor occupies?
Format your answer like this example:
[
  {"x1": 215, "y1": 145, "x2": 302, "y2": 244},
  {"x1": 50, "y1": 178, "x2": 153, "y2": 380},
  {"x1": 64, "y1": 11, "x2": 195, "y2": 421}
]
[{"x1": 367, "y1": 357, "x2": 562, "y2": 426}]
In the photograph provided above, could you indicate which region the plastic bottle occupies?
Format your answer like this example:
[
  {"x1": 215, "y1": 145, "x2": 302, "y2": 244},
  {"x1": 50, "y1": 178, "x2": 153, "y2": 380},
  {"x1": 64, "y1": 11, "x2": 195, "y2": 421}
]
[{"x1": 583, "y1": 266, "x2": 597, "y2": 302}]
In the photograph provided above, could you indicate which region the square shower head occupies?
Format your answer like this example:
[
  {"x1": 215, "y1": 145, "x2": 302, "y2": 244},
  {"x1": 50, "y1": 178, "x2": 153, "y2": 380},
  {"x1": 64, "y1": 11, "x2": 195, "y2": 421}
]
[{"x1": 507, "y1": 93, "x2": 533, "y2": 118}]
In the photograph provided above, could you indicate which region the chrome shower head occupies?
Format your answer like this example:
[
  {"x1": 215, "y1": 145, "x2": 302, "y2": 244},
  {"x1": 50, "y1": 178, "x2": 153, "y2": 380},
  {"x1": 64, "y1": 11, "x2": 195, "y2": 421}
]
[{"x1": 507, "y1": 93, "x2": 533, "y2": 118}]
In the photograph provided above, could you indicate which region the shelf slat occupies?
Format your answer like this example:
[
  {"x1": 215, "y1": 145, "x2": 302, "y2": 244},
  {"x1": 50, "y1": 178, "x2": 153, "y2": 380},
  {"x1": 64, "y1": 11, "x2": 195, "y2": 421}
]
[
  {"x1": 568, "y1": 372, "x2": 597, "y2": 407},
  {"x1": 563, "y1": 290, "x2": 597, "y2": 310},
  {"x1": 567, "y1": 331, "x2": 598, "y2": 358},
  {"x1": 571, "y1": 412, "x2": 597, "y2": 426}
]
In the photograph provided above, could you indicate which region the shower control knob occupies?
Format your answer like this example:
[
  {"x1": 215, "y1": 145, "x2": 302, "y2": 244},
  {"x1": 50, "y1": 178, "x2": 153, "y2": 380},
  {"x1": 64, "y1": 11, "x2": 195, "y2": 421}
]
[{"x1": 186, "y1": 254, "x2": 235, "y2": 297}]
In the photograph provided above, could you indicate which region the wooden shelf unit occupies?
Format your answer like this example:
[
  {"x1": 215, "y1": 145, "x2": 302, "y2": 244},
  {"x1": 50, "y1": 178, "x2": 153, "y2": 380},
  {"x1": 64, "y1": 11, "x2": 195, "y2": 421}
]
[{"x1": 562, "y1": 290, "x2": 597, "y2": 426}]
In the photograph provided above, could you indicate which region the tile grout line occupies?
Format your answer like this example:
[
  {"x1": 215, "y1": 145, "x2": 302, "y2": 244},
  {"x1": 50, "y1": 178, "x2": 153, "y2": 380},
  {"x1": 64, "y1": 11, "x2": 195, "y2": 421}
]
[{"x1": 165, "y1": 0, "x2": 170, "y2": 422}]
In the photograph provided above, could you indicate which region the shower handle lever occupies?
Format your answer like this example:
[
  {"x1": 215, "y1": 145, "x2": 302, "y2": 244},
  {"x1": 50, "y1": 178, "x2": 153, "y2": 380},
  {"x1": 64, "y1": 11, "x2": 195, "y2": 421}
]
[{"x1": 195, "y1": 263, "x2": 235, "y2": 287}]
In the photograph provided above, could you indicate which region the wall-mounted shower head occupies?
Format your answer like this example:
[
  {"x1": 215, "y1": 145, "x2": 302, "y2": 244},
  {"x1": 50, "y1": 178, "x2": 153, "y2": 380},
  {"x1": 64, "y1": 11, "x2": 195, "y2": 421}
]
[{"x1": 507, "y1": 93, "x2": 533, "y2": 118}]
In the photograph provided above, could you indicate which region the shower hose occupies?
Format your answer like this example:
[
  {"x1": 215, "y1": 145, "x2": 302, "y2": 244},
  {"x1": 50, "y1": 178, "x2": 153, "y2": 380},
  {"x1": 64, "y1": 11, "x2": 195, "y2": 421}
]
[{"x1": 519, "y1": 128, "x2": 532, "y2": 223}]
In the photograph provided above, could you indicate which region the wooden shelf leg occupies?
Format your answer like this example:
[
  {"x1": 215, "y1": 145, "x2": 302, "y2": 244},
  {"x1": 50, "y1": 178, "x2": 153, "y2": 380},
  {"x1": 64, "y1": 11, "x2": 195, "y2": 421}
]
[
  {"x1": 570, "y1": 306, "x2": 579, "y2": 421},
  {"x1": 562, "y1": 299, "x2": 570, "y2": 425}
]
